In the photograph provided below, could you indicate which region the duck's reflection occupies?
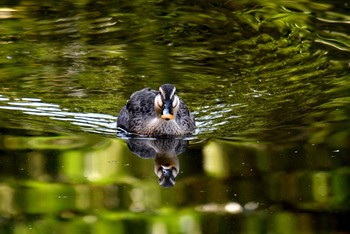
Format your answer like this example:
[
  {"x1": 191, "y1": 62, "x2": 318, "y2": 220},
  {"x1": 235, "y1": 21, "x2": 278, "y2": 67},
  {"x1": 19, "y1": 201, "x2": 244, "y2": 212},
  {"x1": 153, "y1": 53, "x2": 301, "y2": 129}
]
[{"x1": 126, "y1": 138, "x2": 188, "y2": 187}]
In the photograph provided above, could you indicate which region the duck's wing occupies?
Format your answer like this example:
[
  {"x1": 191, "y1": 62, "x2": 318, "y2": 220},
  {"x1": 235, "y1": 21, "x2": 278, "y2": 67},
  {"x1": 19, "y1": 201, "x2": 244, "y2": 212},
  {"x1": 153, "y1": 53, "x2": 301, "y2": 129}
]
[
  {"x1": 176, "y1": 99, "x2": 196, "y2": 132},
  {"x1": 127, "y1": 88, "x2": 157, "y2": 118},
  {"x1": 117, "y1": 88, "x2": 157, "y2": 132},
  {"x1": 117, "y1": 105, "x2": 129, "y2": 130}
]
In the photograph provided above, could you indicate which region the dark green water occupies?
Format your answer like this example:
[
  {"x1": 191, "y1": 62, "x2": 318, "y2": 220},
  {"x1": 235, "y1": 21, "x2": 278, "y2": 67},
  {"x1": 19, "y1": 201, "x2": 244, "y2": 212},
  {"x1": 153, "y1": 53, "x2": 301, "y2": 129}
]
[{"x1": 1, "y1": 0, "x2": 350, "y2": 233}]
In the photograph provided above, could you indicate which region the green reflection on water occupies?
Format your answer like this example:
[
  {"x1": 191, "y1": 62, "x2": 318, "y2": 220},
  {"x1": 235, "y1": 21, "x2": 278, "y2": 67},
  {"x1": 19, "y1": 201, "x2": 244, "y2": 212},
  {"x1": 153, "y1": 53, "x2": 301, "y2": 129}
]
[
  {"x1": 1, "y1": 130, "x2": 349, "y2": 233},
  {"x1": 0, "y1": 0, "x2": 349, "y2": 140},
  {"x1": 1, "y1": 0, "x2": 350, "y2": 233}
]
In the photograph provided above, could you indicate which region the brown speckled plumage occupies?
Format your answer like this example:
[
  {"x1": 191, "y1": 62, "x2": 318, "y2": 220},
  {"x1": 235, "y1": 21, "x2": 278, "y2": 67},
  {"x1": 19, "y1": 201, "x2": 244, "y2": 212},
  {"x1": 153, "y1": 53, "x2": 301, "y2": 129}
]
[{"x1": 117, "y1": 84, "x2": 195, "y2": 136}]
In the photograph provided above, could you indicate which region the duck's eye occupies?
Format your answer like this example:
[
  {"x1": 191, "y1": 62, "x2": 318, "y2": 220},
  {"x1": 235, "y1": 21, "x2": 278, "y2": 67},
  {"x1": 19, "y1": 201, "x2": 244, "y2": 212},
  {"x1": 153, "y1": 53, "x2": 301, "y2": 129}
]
[{"x1": 172, "y1": 95, "x2": 179, "y2": 108}]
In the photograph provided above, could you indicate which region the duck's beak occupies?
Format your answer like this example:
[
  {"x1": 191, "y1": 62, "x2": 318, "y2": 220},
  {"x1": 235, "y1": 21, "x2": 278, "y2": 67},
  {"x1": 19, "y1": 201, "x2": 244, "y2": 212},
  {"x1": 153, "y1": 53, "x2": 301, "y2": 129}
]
[{"x1": 161, "y1": 100, "x2": 174, "y2": 120}]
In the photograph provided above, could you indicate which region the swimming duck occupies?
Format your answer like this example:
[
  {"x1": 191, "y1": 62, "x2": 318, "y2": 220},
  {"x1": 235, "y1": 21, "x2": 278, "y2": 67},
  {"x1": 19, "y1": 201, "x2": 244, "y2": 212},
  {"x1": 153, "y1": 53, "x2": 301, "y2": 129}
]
[{"x1": 117, "y1": 84, "x2": 195, "y2": 136}]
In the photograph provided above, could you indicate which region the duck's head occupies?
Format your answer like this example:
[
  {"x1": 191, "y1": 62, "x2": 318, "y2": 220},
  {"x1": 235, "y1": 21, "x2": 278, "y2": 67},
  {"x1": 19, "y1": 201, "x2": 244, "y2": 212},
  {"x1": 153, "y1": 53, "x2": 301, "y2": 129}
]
[
  {"x1": 155, "y1": 154, "x2": 179, "y2": 187},
  {"x1": 156, "y1": 164, "x2": 178, "y2": 188},
  {"x1": 155, "y1": 84, "x2": 180, "y2": 121}
]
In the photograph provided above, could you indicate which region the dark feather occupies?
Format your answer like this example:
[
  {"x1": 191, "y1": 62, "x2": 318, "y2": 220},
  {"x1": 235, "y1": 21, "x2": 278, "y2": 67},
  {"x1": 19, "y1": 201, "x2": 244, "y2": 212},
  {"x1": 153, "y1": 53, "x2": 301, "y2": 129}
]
[{"x1": 117, "y1": 85, "x2": 195, "y2": 136}]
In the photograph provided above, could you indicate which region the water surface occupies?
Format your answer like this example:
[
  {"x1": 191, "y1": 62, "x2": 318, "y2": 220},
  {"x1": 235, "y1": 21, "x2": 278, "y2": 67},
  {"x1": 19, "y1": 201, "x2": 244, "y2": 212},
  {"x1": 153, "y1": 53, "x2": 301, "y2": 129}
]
[{"x1": 1, "y1": 0, "x2": 350, "y2": 233}]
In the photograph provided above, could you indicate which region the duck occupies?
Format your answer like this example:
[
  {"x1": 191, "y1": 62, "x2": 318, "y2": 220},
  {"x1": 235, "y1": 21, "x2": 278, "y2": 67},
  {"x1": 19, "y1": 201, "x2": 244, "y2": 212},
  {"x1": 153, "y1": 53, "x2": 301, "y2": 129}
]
[
  {"x1": 126, "y1": 138, "x2": 189, "y2": 187},
  {"x1": 117, "y1": 84, "x2": 195, "y2": 136}
]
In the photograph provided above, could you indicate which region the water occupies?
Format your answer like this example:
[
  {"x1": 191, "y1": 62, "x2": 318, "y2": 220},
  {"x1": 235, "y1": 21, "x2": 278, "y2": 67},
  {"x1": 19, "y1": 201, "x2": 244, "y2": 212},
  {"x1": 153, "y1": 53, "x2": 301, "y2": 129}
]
[{"x1": 1, "y1": 0, "x2": 350, "y2": 233}]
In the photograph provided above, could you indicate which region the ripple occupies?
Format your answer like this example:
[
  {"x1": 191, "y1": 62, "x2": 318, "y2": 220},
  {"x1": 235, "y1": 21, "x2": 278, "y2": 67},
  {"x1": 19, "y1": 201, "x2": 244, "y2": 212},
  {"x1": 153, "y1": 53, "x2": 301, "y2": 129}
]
[
  {"x1": 0, "y1": 95, "x2": 117, "y2": 136},
  {"x1": 0, "y1": 0, "x2": 349, "y2": 143}
]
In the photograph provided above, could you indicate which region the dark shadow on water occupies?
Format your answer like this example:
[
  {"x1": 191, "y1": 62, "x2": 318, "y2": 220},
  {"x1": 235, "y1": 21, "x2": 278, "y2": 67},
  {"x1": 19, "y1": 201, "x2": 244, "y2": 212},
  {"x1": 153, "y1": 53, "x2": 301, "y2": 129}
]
[{"x1": 125, "y1": 137, "x2": 189, "y2": 188}]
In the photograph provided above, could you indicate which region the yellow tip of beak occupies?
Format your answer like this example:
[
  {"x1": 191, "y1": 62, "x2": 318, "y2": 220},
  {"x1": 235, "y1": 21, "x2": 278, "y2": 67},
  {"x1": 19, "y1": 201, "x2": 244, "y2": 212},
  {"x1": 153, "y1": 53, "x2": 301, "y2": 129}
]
[{"x1": 161, "y1": 114, "x2": 174, "y2": 120}]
